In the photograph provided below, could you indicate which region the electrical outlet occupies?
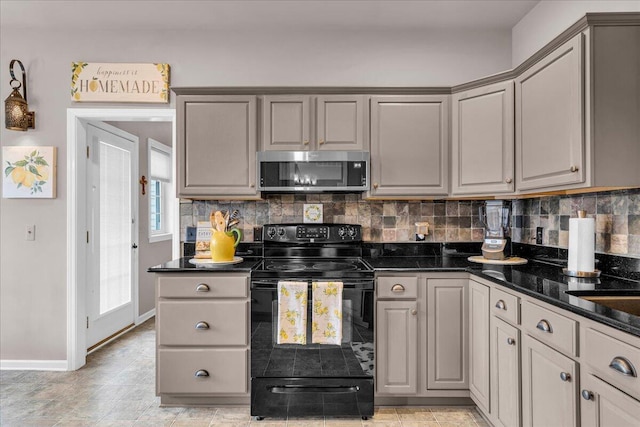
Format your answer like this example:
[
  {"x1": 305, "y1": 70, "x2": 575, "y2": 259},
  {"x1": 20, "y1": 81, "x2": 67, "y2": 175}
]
[
  {"x1": 536, "y1": 227, "x2": 543, "y2": 245},
  {"x1": 185, "y1": 226, "x2": 197, "y2": 242},
  {"x1": 26, "y1": 225, "x2": 35, "y2": 241}
]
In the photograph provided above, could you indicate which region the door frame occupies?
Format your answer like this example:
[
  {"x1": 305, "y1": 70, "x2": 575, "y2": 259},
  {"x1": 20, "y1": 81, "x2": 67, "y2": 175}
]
[{"x1": 66, "y1": 108, "x2": 177, "y2": 370}]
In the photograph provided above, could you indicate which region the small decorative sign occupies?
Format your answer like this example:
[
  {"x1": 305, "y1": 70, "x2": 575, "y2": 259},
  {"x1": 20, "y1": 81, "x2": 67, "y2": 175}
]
[
  {"x1": 3, "y1": 146, "x2": 57, "y2": 198},
  {"x1": 71, "y1": 62, "x2": 170, "y2": 103},
  {"x1": 303, "y1": 204, "x2": 323, "y2": 224}
]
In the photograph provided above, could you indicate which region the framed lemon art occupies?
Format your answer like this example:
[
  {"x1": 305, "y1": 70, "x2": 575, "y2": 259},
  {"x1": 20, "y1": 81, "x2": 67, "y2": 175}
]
[{"x1": 3, "y1": 146, "x2": 57, "y2": 198}]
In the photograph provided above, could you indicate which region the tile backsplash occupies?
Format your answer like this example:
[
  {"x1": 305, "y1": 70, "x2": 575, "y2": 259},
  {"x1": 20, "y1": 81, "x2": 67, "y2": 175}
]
[
  {"x1": 180, "y1": 194, "x2": 486, "y2": 243},
  {"x1": 511, "y1": 188, "x2": 640, "y2": 257},
  {"x1": 180, "y1": 188, "x2": 640, "y2": 257}
]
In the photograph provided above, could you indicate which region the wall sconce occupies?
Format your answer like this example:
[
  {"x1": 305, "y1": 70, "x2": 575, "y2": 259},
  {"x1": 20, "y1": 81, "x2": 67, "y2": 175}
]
[{"x1": 5, "y1": 59, "x2": 35, "y2": 131}]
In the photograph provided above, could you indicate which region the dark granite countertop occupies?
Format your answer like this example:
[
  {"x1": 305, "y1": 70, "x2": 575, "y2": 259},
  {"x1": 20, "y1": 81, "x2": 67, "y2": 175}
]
[
  {"x1": 148, "y1": 257, "x2": 261, "y2": 272},
  {"x1": 149, "y1": 242, "x2": 640, "y2": 338},
  {"x1": 368, "y1": 255, "x2": 640, "y2": 338}
]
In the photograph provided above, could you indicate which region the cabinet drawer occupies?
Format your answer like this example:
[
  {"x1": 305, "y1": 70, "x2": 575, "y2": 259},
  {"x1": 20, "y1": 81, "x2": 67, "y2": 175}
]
[
  {"x1": 157, "y1": 275, "x2": 248, "y2": 298},
  {"x1": 584, "y1": 327, "x2": 640, "y2": 399},
  {"x1": 491, "y1": 287, "x2": 520, "y2": 325},
  {"x1": 157, "y1": 348, "x2": 248, "y2": 395},
  {"x1": 157, "y1": 300, "x2": 248, "y2": 346},
  {"x1": 521, "y1": 300, "x2": 577, "y2": 356},
  {"x1": 377, "y1": 276, "x2": 418, "y2": 299}
]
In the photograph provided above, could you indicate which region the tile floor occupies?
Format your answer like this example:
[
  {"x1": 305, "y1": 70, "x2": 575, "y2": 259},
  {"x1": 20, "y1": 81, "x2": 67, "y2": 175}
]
[{"x1": 0, "y1": 318, "x2": 489, "y2": 427}]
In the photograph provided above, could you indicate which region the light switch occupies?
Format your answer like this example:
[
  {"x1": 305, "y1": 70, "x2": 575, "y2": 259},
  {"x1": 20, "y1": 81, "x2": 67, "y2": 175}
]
[{"x1": 26, "y1": 225, "x2": 35, "y2": 241}]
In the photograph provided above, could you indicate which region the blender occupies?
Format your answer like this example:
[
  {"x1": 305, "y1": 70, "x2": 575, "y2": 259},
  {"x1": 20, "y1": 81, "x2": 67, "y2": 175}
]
[{"x1": 479, "y1": 200, "x2": 511, "y2": 260}]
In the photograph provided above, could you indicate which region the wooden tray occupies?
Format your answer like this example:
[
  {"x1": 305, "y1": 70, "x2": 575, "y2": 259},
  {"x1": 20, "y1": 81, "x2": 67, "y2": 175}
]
[{"x1": 468, "y1": 256, "x2": 528, "y2": 265}]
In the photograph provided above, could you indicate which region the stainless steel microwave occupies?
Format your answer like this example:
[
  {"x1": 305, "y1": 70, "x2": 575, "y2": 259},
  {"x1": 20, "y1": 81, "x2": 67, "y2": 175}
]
[{"x1": 257, "y1": 151, "x2": 369, "y2": 192}]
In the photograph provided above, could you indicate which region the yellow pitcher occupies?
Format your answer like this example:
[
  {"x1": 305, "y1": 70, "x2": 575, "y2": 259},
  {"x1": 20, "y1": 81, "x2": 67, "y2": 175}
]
[{"x1": 210, "y1": 228, "x2": 242, "y2": 262}]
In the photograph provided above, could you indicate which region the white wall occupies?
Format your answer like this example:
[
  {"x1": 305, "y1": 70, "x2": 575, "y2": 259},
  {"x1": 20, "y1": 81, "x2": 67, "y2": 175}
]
[
  {"x1": 512, "y1": 0, "x2": 640, "y2": 67},
  {"x1": 106, "y1": 122, "x2": 173, "y2": 317},
  {"x1": 0, "y1": 24, "x2": 511, "y2": 362}
]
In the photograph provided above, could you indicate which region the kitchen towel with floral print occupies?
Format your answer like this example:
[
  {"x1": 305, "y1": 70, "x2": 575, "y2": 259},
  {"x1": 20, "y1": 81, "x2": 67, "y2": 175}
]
[
  {"x1": 312, "y1": 281, "x2": 343, "y2": 345},
  {"x1": 277, "y1": 281, "x2": 308, "y2": 345}
]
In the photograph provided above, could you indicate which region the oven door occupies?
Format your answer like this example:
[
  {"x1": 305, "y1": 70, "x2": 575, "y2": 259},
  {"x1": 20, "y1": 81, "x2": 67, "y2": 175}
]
[{"x1": 250, "y1": 278, "x2": 374, "y2": 379}]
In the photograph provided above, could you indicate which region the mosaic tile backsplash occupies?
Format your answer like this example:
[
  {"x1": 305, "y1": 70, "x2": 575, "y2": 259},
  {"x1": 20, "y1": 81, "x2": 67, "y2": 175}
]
[{"x1": 180, "y1": 188, "x2": 640, "y2": 257}]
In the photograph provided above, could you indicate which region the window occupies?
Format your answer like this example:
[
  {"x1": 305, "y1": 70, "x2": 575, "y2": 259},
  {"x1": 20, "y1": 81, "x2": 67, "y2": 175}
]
[{"x1": 148, "y1": 138, "x2": 173, "y2": 243}]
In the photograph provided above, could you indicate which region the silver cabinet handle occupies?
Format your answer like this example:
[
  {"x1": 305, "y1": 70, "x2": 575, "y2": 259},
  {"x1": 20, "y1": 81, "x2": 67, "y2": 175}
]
[
  {"x1": 560, "y1": 372, "x2": 571, "y2": 382},
  {"x1": 373, "y1": 183, "x2": 379, "y2": 189},
  {"x1": 581, "y1": 390, "x2": 594, "y2": 401},
  {"x1": 303, "y1": 140, "x2": 309, "y2": 145},
  {"x1": 570, "y1": 165, "x2": 579, "y2": 172},
  {"x1": 195, "y1": 321, "x2": 210, "y2": 330},
  {"x1": 609, "y1": 356, "x2": 637, "y2": 377},
  {"x1": 391, "y1": 284, "x2": 405, "y2": 293},
  {"x1": 196, "y1": 283, "x2": 210, "y2": 292},
  {"x1": 411, "y1": 309, "x2": 417, "y2": 316},
  {"x1": 507, "y1": 338, "x2": 516, "y2": 346},
  {"x1": 536, "y1": 319, "x2": 552, "y2": 333},
  {"x1": 194, "y1": 369, "x2": 209, "y2": 378},
  {"x1": 505, "y1": 178, "x2": 513, "y2": 184},
  {"x1": 318, "y1": 140, "x2": 325, "y2": 145},
  {"x1": 495, "y1": 300, "x2": 506, "y2": 310}
]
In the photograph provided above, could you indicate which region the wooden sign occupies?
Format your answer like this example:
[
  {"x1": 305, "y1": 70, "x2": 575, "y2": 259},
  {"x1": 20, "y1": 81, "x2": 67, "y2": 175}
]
[{"x1": 71, "y1": 62, "x2": 170, "y2": 103}]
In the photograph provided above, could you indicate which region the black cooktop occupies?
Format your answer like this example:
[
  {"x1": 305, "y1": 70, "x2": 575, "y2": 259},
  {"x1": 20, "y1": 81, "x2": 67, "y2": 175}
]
[{"x1": 253, "y1": 257, "x2": 374, "y2": 279}]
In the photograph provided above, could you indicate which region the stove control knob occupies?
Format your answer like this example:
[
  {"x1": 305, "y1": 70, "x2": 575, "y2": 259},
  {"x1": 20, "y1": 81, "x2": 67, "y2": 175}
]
[
  {"x1": 347, "y1": 226, "x2": 357, "y2": 237},
  {"x1": 338, "y1": 227, "x2": 346, "y2": 237},
  {"x1": 277, "y1": 228, "x2": 286, "y2": 237},
  {"x1": 267, "y1": 227, "x2": 276, "y2": 238}
]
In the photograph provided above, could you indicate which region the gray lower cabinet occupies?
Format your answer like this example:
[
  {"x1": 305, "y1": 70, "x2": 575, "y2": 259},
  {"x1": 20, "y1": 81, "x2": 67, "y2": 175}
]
[
  {"x1": 468, "y1": 280, "x2": 490, "y2": 413},
  {"x1": 580, "y1": 372, "x2": 640, "y2": 427},
  {"x1": 369, "y1": 95, "x2": 449, "y2": 197},
  {"x1": 176, "y1": 95, "x2": 259, "y2": 199},
  {"x1": 491, "y1": 316, "x2": 521, "y2": 427},
  {"x1": 451, "y1": 81, "x2": 514, "y2": 196},
  {"x1": 376, "y1": 299, "x2": 418, "y2": 395},
  {"x1": 155, "y1": 273, "x2": 250, "y2": 404},
  {"x1": 521, "y1": 333, "x2": 578, "y2": 427},
  {"x1": 426, "y1": 278, "x2": 468, "y2": 390}
]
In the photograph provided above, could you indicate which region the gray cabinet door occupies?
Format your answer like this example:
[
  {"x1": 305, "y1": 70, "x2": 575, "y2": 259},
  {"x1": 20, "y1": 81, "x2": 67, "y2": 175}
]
[
  {"x1": 469, "y1": 280, "x2": 490, "y2": 413},
  {"x1": 452, "y1": 81, "x2": 514, "y2": 195},
  {"x1": 370, "y1": 96, "x2": 449, "y2": 197},
  {"x1": 522, "y1": 334, "x2": 578, "y2": 427},
  {"x1": 262, "y1": 95, "x2": 311, "y2": 150},
  {"x1": 515, "y1": 34, "x2": 585, "y2": 191},
  {"x1": 316, "y1": 95, "x2": 367, "y2": 151},
  {"x1": 581, "y1": 372, "x2": 640, "y2": 427},
  {"x1": 177, "y1": 95, "x2": 259, "y2": 198},
  {"x1": 376, "y1": 300, "x2": 418, "y2": 395},
  {"x1": 491, "y1": 316, "x2": 521, "y2": 427},
  {"x1": 426, "y1": 278, "x2": 468, "y2": 390}
]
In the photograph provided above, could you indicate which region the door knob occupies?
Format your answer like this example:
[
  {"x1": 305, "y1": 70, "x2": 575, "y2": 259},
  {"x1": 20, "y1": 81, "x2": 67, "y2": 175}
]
[{"x1": 132, "y1": 243, "x2": 138, "y2": 249}]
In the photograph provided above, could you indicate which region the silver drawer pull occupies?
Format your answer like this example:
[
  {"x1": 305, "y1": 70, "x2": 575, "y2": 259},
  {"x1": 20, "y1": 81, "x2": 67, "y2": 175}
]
[
  {"x1": 195, "y1": 321, "x2": 210, "y2": 330},
  {"x1": 536, "y1": 319, "x2": 552, "y2": 333},
  {"x1": 609, "y1": 356, "x2": 637, "y2": 378},
  {"x1": 411, "y1": 309, "x2": 417, "y2": 316},
  {"x1": 581, "y1": 390, "x2": 594, "y2": 401},
  {"x1": 196, "y1": 283, "x2": 210, "y2": 292},
  {"x1": 495, "y1": 300, "x2": 506, "y2": 310},
  {"x1": 194, "y1": 369, "x2": 209, "y2": 378},
  {"x1": 507, "y1": 338, "x2": 516, "y2": 346},
  {"x1": 391, "y1": 284, "x2": 405, "y2": 293},
  {"x1": 560, "y1": 372, "x2": 571, "y2": 382}
]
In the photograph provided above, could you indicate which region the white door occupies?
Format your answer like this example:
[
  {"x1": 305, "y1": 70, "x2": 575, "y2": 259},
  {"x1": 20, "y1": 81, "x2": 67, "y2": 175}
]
[{"x1": 86, "y1": 122, "x2": 138, "y2": 349}]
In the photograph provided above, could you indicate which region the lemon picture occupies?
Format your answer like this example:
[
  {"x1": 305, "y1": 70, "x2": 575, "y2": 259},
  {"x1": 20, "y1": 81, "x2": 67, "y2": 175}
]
[{"x1": 4, "y1": 149, "x2": 50, "y2": 195}]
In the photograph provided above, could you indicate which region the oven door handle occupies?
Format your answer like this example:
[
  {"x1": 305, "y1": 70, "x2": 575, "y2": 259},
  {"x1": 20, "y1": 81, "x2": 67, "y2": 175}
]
[
  {"x1": 250, "y1": 280, "x2": 373, "y2": 290},
  {"x1": 269, "y1": 385, "x2": 360, "y2": 395}
]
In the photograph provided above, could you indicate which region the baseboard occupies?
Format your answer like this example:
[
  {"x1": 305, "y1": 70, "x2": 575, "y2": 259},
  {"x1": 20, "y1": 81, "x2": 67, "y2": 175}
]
[
  {"x1": 136, "y1": 308, "x2": 156, "y2": 325},
  {"x1": 0, "y1": 359, "x2": 68, "y2": 371}
]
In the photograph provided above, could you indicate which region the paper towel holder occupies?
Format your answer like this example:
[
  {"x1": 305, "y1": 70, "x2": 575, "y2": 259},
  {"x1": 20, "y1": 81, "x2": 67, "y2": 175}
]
[{"x1": 563, "y1": 210, "x2": 600, "y2": 277}]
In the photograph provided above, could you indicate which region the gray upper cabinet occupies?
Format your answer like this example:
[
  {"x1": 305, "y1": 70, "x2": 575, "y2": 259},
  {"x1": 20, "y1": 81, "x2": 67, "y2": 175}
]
[
  {"x1": 369, "y1": 95, "x2": 449, "y2": 197},
  {"x1": 515, "y1": 34, "x2": 585, "y2": 191},
  {"x1": 177, "y1": 95, "x2": 260, "y2": 199},
  {"x1": 515, "y1": 25, "x2": 640, "y2": 193},
  {"x1": 262, "y1": 95, "x2": 366, "y2": 151},
  {"x1": 452, "y1": 81, "x2": 514, "y2": 196}
]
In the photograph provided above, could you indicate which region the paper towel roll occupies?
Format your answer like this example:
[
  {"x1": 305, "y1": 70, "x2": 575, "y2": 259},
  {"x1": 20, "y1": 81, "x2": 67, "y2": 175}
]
[{"x1": 567, "y1": 216, "x2": 595, "y2": 273}]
